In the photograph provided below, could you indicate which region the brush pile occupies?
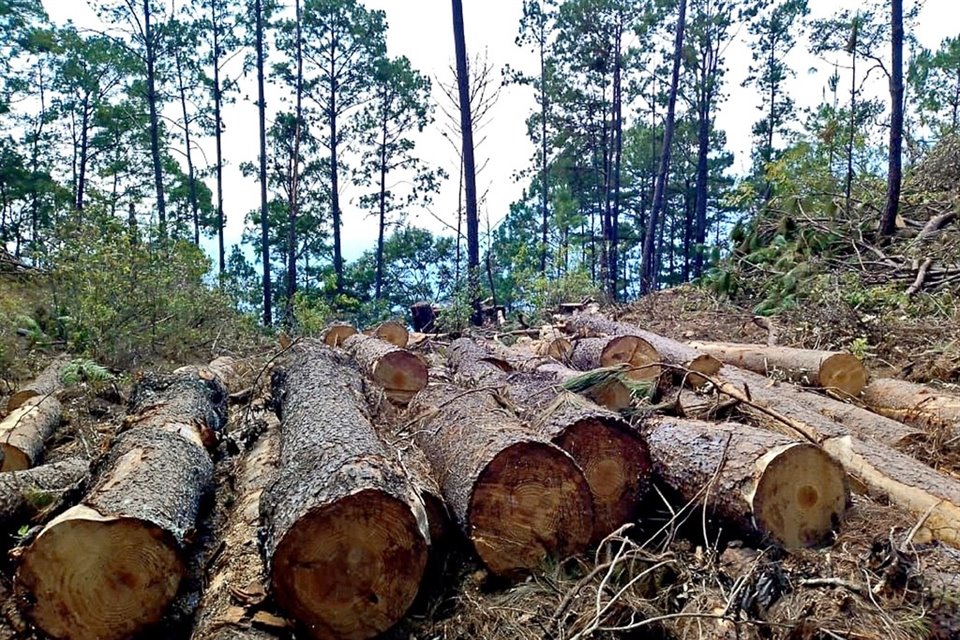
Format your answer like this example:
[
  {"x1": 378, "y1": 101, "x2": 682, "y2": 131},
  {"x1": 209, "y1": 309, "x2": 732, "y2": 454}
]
[{"x1": 1, "y1": 315, "x2": 960, "y2": 640}]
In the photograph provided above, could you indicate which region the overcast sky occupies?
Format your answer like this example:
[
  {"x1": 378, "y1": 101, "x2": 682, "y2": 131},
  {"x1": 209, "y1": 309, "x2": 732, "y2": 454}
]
[{"x1": 41, "y1": 0, "x2": 956, "y2": 265}]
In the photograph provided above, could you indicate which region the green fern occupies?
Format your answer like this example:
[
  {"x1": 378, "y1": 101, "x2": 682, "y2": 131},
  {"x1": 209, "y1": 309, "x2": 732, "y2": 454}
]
[
  {"x1": 61, "y1": 358, "x2": 114, "y2": 386},
  {"x1": 16, "y1": 315, "x2": 51, "y2": 346}
]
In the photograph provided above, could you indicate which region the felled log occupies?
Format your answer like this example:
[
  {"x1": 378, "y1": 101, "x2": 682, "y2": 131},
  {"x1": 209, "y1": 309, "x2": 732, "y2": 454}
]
[
  {"x1": 261, "y1": 345, "x2": 429, "y2": 640},
  {"x1": 125, "y1": 367, "x2": 229, "y2": 449},
  {"x1": 0, "y1": 395, "x2": 61, "y2": 471},
  {"x1": 7, "y1": 354, "x2": 71, "y2": 411},
  {"x1": 535, "y1": 326, "x2": 574, "y2": 359},
  {"x1": 174, "y1": 355, "x2": 242, "y2": 394},
  {"x1": 486, "y1": 343, "x2": 634, "y2": 411},
  {"x1": 715, "y1": 367, "x2": 922, "y2": 450},
  {"x1": 410, "y1": 301, "x2": 437, "y2": 332},
  {"x1": 570, "y1": 336, "x2": 661, "y2": 381},
  {"x1": 343, "y1": 333, "x2": 427, "y2": 404},
  {"x1": 862, "y1": 378, "x2": 960, "y2": 439},
  {"x1": 708, "y1": 367, "x2": 960, "y2": 547},
  {"x1": 449, "y1": 338, "x2": 651, "y2": 541},
  {"x1": 0, "y1": 457, "x2": 88, "y2": 524},
  {"x1": 191, "y1": 419, "x2": 281, "y2": 640},
  {"x1": 688, "y1": 341, "x2": 867, "y2": 397},
  {"x1": 371, "y1": 320, "x2": 409, "y2": 348},
  {"x1": 321, "y1": 322, "x2": 357, "y2": 347},
  {"x1": 565, "y1": 313, "x2": 720, "y2": 384},
  {"x1": 17, "y1": 428, "x2": 214, "y2": 640},
  {"x1": 646, "y1": 417, "x2": 849, "y2": 548},
  {"x1": 408, "y1": 382, "x2": 594, "y2": 577}
]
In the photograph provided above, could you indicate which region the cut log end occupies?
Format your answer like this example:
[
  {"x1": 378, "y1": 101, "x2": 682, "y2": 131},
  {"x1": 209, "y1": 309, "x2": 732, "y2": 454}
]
[
  {"x1": 820, "y1": 353, "x2": 867, "y2": 396},
  {"x1": 7, "y1": 390, "x2": 39, "y2": 412},
  {"x1": 585, "y1": 378, "x2": 633, "y2": 412},
  {"x1": 322, "y1": 323, "x2": 358, "y2": 347},
  {"x1": 374, "y1": 321, "x2": 409, "y2": 348},
  {"x1": 372, "y1": 351, "x2": 428, "y2": 404},
  {"x1": 600, "y1": 336, "x2": 660, "y2": 381},
  {"x1": 270, "y1": 489, "x2": 428, "y2": 640},
  {"x1": 555, "y1": 418, "x2": 651, "y2": 542},
  {"x1": 18, "y1": 506, "x2": 184, "y2": 640},
  {"x1": 535, "y1": 337, "x2": 574, "y2": 360},
  {"x1": 0, "y1": 445, "x2": 29, "y2": 472},
  {"x1": 753, "y1": 443, "x2": 848, "y2": 548},
  {"x1": 469, "y1": 442, "x2": 593, "y2": 577},
  {"x1": 686, "y1": 353, "x2": 722, "y2": 386}
]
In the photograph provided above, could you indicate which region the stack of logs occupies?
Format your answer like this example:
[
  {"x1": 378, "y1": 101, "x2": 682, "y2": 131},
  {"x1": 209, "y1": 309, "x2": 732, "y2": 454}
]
[{"x1": 5, "y1": 313, "x2": 960, "y2": 640}]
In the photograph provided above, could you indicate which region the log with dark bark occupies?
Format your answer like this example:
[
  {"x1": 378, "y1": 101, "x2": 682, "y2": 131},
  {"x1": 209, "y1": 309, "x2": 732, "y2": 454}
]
[
  {"x1": 322, "y1": 322, "x2": 357, "y2": 347},
  {"x1": 7, "y1": 354, "x2": 71, "y2": 411},
  {"x1": 449, "y1": 339, "x2": 651, "y2": 541},
  {"x1": 705, "y1": 367, "x2": 960, "y2": 548},
  {"x1": 565, "y1": 313, "x2": 720, "y2": 384},
  {"x1": 0, "y1": 457, "x2": 88, "y2": 524},
  {"x1": 688, "y1": 341, "x2": 866, "y2": 397},
  {"x1": 344, "y1": 333, "x2": 428, "y2": 404},
  {"x1": 410, "y1": 301, "x2": 437, "y2": 333},
  {"x1": 408, "y1": 382, "x2": 594, "y2": 577},
  {"x1": 17, "y1": 428, "x2": 214, "y2": 640},
  {"x1": 645, "y1": 417, "x2": 849, "y2": 548},
  {"x1": 0, "y1": 395, "x2": 61, "y2": 471},
  {"x1": 125, "y1": 367, "x2": 229, "y2": 450},
  {"x1": 262, "y1": 345, "x2": 429, "y2": 640},
  {"x1": 861, "y1": 378, "x2": 960, "y2": 439},
  {"x1": 570, "y1": 336, "x2": 661, "y2": 381},
  {"x1": 191, "y1": 417, "x2": 281, "y2": 640}
]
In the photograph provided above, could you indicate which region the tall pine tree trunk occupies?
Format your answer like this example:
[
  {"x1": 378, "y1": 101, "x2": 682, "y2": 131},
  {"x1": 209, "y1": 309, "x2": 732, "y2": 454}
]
[
  {"x1": 880, "y1": 0, "x2": 903, "y2": 236},
  {"x1": 255, "y1": 0, "x2": 272, "y2": 326},
  {"x1": 77, "y1": 99, "x2": 90, "y2": 211},
  {"x1": 640, "y1": 0, "x2": 686, "y2": 294},
  {"x1": 211, "y1": 0, "x2": 225, "y2": 274},
  {"x1": 174, "y1": 29, "x2": 200, "y2": 245},
  {"x1": 692, "y1": 63, "x2": 711, "y2": 278},
  {"x1": 375, "y1": 114, "x2": 388, "y2": 300},
  {"x1": 287, "y1": 0, "x2": 303, "y2": 320},
  {"x1": 452, "y1": 0, "x2": 481, "y2": 324},
  {"x1": 608, "y1": 21, "x2": 623, "y2": 301},
  {"x1": 538, "y1": 28, "x2": 549, "y2": 276},
  {"x1": 328, "y1": 45, "x2": 345, "y2": 294},
  {"x1": 144, "y1": 0, "x2": 166, "y2": 236},
  {"x1": 845, "y1": 34, "x2": 857, "y2": 217}
]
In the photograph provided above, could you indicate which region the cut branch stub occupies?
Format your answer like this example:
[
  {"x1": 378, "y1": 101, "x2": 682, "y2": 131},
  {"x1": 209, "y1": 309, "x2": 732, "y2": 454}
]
[
  {"x1": 408, "y1": 383, "x2": 593, "y2": 577},
  {"x1": 646, "y1": 417, "x2": 849, "y2": 548},
  {"x1": 0, "y1": 395, "x2": 61, "y2": 471},
  {"x1": 344, "y1": 333, "x2": 427, "y2": 404},
  {"x1": 570, "y1": 336, "x2": 661, "y2": 381},
  {"x1": 322, "y1": 322, "x2": 358, "y2": 347},
  {"x1": 688, "y1": 341, "x2": 866, "y2": 397},
  {"x1": 17, "y1": 428, "x2": 213, "y2": 640}
]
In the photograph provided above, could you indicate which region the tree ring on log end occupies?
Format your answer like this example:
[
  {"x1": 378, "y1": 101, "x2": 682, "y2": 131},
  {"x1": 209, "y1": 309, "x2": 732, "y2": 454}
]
[
  {"x1": 554, "y1": 418, "x2": 651, "y2": 542},
  {"x1": 270, "y1": 489, "x2": 428, "y2": 640},
  {"x1": 18, "y1": 507, "x2": 183, "y2": 640},
  {"x1": 468, "y1": 442, "x2": 593, "y2": 577},
  {"x1": 752, "y1": 443, "x2": 848, "y2": 548},
  {"x1": 373, "y1": 321, "x2": 409, "y2": 348},
  {"x1": 599, "y1": 336, "x2": 661, "y2": 381},
  {"x1": 0, "y1": 445, "x2": 29, "y2": 472},
  {"x1": 820, "y1": 353, "x2": 867, "y2": 396},
  {"x1": 372, "y1": 351, "x2": 428, "y2": 404},
  {"x1": 323, "y1": 324, "x2": 358, "y2": 347}
]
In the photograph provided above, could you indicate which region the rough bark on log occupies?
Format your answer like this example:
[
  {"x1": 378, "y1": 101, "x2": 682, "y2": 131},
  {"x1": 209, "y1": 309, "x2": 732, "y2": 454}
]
[
  {"x1": 708, "y1": 367, "x2": 960, "y2": 547},
  {"x1": 0, "y1": 457, "x2": 88, "y2": 524},
  {"x1": 408, "y1": 382, "x2": 594, "y2": 577},
  {"x1": 17, "y1": 428, "x2": 214, "y2": 640},
  {"x1": 645, "y1": 417, "x2": 849, "y2": 548},
  {"x1": 262, "y1": 345, "x2": 429, "y2": 640},
  {"x1": 191, "y1": 419, "x2": 281, "y2": 640},
  {"x1": 372, "y1": 320, "x2": 409, "y2": 348},
  {"x1": 7, "y1": 355, "x2": 71, "y2": 411},
  {"x1": 570, "y1": 336, "x2": 661, "y2": 381},
  {"x1": 717, "y1": 367, "x2": 922, "y2": 449},
  {"x1": 174, "y1": 356, "x2": 243, "y2": 395},
  {"x1": 449, "y1": 339, "x2": 651, "y2": 541},
  {"x1": 565, "y1": 313, "x2": 721, "y2": 384},
  {"x1": 861, "y1": 378, "x2": 960, "y2": 439},
  {"x1": 0, "y1": 395, "x2": 61, "y2": 471},
  {"x1": 343, "y1": 333, "x2": 427, "y2": 404},
  {"x1": 126, "y1": 368, "x2": 229, "y2": 449},
  {"x1": 321, "y1": 322, "x2": 357, "y2": 347},
  {"x1": 688, "y1": 341, "x2": 866, "y2": 397}
]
